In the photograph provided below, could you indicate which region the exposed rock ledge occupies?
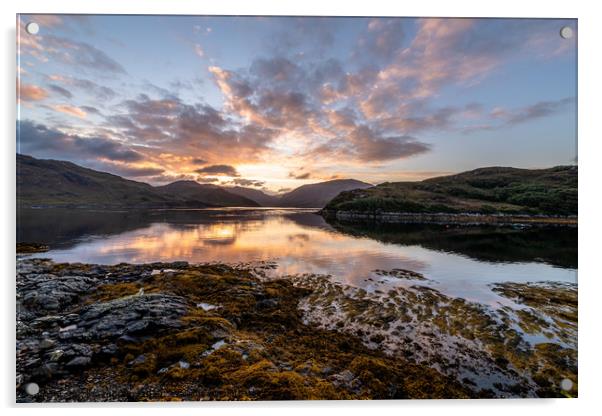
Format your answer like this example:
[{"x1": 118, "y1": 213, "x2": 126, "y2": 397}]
[{"x1": 321, "y1": 210, "x2": 577, "y2": 226}]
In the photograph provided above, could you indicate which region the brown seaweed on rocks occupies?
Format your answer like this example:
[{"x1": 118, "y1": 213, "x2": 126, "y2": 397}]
[
  {"x1": 17, "y1": 258, "x2": 473, "y2": 402},
  {"x1": 290, "y1": 273, "x2": 577, "y2": 398}
]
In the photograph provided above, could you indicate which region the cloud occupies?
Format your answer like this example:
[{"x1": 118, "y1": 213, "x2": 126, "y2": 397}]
[
  {"x1": 48, "y1": 84, "x2": 73, "y2": 99},
  {"x1": 19, "y1": 20, "x2": 126, "y2": 75},
  {"x1": 207, "y1": 47, "x2": 436, "y2": 164},
  {"x1": 51, "y1": 104, "x2": 87, "y2": 118},
  {"x1": 96, "y1": 163, "x2": 165, "y2": 177},
  {"x1": 105, "y1": 94, "x2": 277, "y2": 163},
  {"x1": 81, "y1": 105, "x2": 101, "y2": 115},
  {"x1": 230, "y1": 178, "x2": 266, "y2": 187},
  {"x1": 69, "y1": 79, "x2": 116, "y2": 101},
  {"x1": 498, "y1": 97, "x2": 575, "y2": 126},
  {"x1": 19, "y1": 84, "x2": 48, "y2": 101},
  {"x1": 461, "y1": 97, "x2": 575, "y2": 133},
  {"x1": 18, "y1": 120, "x2": 144, "y2": 164},
  {"x1": 194, "y1": 44, "x2": 204, "y2": 57},
  {"x1": 46, "y1": 35, "x2": 127, "y2": 74},
  {"x1": 355, "y1": 18, "x2": 406, "y2": 61},
  {"x1": 48, "y1": 75, "x2": 118, "y2": 101},
  {"x1": 267, "y1": 17, "x2": 338, "y2": 57},
  {"x1": 194, "y1": 164, "x2": 239, "y2": 176},
  {"x1": 16, "y1": 17, "x2": 576, "y2": 190},
  {"x1": 289, "y1": 171, "x2": 311, "y2": 180},
  {"x1": 347, "y1": 127, "x2": 430, "y2": 162},
  {"x1": 196, "y1": 177, "x2": 220, "y2": 183}
]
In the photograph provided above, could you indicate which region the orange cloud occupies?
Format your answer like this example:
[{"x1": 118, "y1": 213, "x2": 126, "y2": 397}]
[
  {"x1": 51, "y1": 104, "x2": 87, "y2": 118},
  {"x1": 19, "y1": 84, "x2": 48, "y2": 101}
]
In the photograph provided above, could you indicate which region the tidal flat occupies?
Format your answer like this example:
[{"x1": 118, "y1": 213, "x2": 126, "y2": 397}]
[{"x1": 16, "y1": 254, "x2": 576, "y2": 401}]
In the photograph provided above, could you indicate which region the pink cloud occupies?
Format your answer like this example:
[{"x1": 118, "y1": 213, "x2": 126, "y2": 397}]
[
  {"x1": 19, "y1": 84, "x2": 48, "y2": 101},
  {"x1": 52, "y1": 104, "x2": 87, "y2": 118}
]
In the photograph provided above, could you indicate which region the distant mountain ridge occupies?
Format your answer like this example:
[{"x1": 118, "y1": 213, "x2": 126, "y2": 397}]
[
  {"x1": 156, "y1": 181, "x2": 260, "y2": 207},
  {"x1": 278, "y1": 179, "x2": 373, "y2": 208},
  {"x1": 17, "y1": 154, "x2": 373, "y2": 209},
  {"x1": 225, "y1": 186, "x2": 281, "y2": 206}
]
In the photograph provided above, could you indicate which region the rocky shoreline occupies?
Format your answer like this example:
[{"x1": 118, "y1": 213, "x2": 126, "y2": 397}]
[
  {"x1": 320, "y1": 210, "x2": 578, "y2": 227},
  {"x1": 16, "y1": 255, "x2": 577, "y2": 401}
]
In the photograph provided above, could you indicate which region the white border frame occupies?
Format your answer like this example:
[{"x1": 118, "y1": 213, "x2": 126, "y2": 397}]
[{"x1": 2, "y1": 1, "x2": 600, "y2": 414}]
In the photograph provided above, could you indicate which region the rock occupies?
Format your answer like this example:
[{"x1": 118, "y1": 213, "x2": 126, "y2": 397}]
[
  {"x1": 202, "y1": 340, "x2": 226, "y2": 357},
  {"x1": 321, "y1": 366, "x2": 333, "y2": 375},
  {"x1": 66, "y1": 343, "x2": 93, "y2": 357},
  {"x1": 32, "y1": 363, "x2": 59, "y2": 380},
  {"x1": 38, "y1": 339, "x2": 55, "y2": 349},
  {"x1": 66, "y1": 293, "x2": 188, "y2": 340},
  {"x1": 15, "y1": 261, "x2": 122, "y2": 388},
  {"x1": 16, "y1": 243, "x2": 49, "y2": 253},
  {"x1": 126, "y1": 320, "x2": 150, "y2": 334},
  {"x1": 197, "y1": 302, "x2": 218, "y2": 311},
  {"x1": 118, "y1": 335, "x2": 140, "y2": 344},
  {"x1": 128, "y1": 354, "x2": 147, "y2": 366},
  {"x1": 48, "y1": 349, "x2": 64, "y2": 362},
  {"x1": 99, "y1": 344, "x2": 118, "y2": 357},
  {"x1": 210, "y1": 328, "x2": 230, "y2": 339},
  {"x1": 256, "y1": 298, "x2": 279, "y2": 309},
  {"x1": 65, "y1": 356, "x2": 91, "y2": 368},
  {"x1": 32, "y1": 315, "x2": 62, "y2": 328},
  {"x1": 330, "y1": 370, "x2": 355, "y2": 388},
  {"x1": 20, "y1": 274, "x2": 100, "y2": 316},
  {"x1": 59, "y1": 324, "x2": 78, "y2": 333}
]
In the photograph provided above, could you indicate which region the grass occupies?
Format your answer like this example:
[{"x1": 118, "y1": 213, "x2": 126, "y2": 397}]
[{"x1": 325, "y1": 166, "x2": 577, "y2": 216}]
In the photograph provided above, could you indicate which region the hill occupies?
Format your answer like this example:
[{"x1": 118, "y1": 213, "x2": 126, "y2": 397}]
[
  {"x1": 17, "y1": 154, "x2": 191, "y2": 209},
  {"x1": 225, "y1": 186, "x2": 280, "y2": 206},
  {"x1": 324, "y1": 166, "x2": 577, "y2": 216},
  {"x1": 156, "y1": 181, "x2": 259, "y2": 207},
  {"x1": 279, "y1": 179, "x2": 373, "y2": 208}
]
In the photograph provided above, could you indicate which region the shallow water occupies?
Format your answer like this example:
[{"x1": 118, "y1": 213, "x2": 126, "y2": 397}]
[{"x1": 18, "y1": 207, "x2": 577, "y2": 305}]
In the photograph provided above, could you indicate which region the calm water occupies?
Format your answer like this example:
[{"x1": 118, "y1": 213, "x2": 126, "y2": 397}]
[{"x1": 18, "y1": 208, "x2": 577, "y2": 306}]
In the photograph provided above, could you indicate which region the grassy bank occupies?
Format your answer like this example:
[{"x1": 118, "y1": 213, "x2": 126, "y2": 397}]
[{"x1": 324, "y1": 166, "x2": 577, "y2": 220}]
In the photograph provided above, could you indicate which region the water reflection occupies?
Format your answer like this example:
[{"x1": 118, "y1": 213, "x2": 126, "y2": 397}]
[{"x1": 18, "y1": 208, "x2": 577, "y2": 304}]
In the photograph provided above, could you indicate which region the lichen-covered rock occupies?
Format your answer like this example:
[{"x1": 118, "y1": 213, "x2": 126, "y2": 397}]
[
  {"x1": 19, "y1": 274, "x2": 100, "y2": 315},
  {"x1": 68, "y1": 293, "x2": 188, "y2": 340}
]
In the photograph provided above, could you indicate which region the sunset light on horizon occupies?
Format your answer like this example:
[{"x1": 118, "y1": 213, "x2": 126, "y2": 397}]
[{"x1": 17, "y1": 15, "x2": 577, "y2": 193}]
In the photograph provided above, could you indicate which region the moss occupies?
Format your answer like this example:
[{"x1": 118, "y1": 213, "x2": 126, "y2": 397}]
[
  {"x1": 516, "y1": 309, "x2": 550, "y2": 334},
  {"x1": 131, "y1": 353, "x2": 158, "y2": 377},
  {"x1": 89, "y1": 282, "x2": 144, "y2": 302},
  {"x1": 21, "y1": 259, "x2": 525, "y2": 401},
  {"x1": 16, "y1": 242, "x2": 49, "y2": 253},
  {"x1": 295, "y1": 274, "x2": 576, "y2": 398}
]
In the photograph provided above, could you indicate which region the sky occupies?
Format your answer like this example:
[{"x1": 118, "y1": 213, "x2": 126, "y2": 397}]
[{"x1": 17, "y1": 15, "x2": 577, "y2": 193}]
